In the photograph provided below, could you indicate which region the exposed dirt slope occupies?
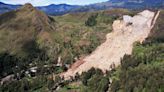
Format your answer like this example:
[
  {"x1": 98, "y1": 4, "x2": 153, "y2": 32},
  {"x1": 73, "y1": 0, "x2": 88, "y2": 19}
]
[{"x1": 61, "y1": 10, "x2": 160, "y2": 79}]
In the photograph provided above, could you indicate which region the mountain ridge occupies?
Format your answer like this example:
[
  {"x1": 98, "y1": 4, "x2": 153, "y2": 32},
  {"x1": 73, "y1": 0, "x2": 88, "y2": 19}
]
[
  {"x1": 0, "y1": 0, "x2": 164, "y2": 15},
  {"x1": 0, "y1": 3, "x2": 55, "y2": 57}
]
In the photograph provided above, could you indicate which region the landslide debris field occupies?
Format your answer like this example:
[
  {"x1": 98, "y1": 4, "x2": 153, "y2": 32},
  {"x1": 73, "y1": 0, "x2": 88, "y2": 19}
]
[{"x1": 62, "y1": 10, "x2": 160, "y2": 79}]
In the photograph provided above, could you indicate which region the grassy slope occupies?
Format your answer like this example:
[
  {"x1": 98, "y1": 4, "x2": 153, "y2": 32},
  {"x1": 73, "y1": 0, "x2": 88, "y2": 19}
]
[{"x1": 0, "y1": 4, "x2": 55, "y2": 58}]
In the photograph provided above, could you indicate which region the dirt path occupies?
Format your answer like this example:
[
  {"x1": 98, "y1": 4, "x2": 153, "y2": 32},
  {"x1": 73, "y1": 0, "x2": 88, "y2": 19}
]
[{"x1": 61, "y1": 10, "x2": 160, "y2": 80}]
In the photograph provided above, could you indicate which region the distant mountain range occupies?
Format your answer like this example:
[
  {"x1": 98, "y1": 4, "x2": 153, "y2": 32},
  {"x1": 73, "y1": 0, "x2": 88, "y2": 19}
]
[
  {"x1": 37, "y1": 4, "x2": 80, "y2": 15},
  {"x1": 0, "y1": 2, "x2": 21, "y2": 14},
  {"x1": 0, "y1": 0, "x2": 164, "y2": 15},
  {"x1": 0, "y1": 2, "x2": 80, "y2": 15}
]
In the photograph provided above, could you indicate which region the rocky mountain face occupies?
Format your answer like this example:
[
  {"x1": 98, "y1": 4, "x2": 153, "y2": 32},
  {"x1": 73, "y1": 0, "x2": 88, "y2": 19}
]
[{"x1": 0, "y1": 0, "x2": 163, "y2": 15}]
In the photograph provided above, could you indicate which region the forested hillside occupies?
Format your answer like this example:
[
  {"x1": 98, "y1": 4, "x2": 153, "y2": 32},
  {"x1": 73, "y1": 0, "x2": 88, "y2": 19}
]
[{"x1": 0, "y1": 3, "x2": 163, "y2": 92}]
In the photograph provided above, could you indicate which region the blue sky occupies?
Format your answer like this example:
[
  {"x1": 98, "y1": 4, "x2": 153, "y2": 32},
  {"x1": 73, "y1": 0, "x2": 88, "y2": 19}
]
[{"x1": 0, "y1": 0, "x2": 109, "y2": 6}]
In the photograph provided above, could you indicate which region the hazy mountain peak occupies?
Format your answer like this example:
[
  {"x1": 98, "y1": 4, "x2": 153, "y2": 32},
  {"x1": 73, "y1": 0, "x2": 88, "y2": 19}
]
[
  {"x1": 20, "y1": 3, "x2": 35, "y2": 11},
  {"x1": 0, "y1": 3, "x2": 56, "y2": 32},
  {"x1": 0, "y1": 2, "x2": 4, "y2": 4}
]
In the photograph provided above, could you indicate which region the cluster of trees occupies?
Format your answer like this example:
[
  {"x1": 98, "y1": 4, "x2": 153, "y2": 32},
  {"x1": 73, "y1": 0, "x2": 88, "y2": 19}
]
[
  {"x1": 80, "y1": 68, "x2": 109, "y2": 92},
  {"x1": 0, "y1": 52, "x2": 19, "y2": 78},
  {"x1": 111, "y1": 45, "x2": 164, "y2": 92},
  {"x1": 47, "y1": 68, "x2": 110, "y2": 92},
  {"x1": 85, "y1": 14, "x2": 98, "y2": 27},
  {"x1": 0, "y1": 76, "x2": 48, "y2": 92},
  {"x1": 98, "y1": 13, "x2": 119, "y2": 24}
]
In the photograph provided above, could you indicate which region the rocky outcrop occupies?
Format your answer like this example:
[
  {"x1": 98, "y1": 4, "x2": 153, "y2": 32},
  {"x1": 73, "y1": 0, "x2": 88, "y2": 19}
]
[{"x1": 61, "y1": 10, "x2": 160, "y2": 80}]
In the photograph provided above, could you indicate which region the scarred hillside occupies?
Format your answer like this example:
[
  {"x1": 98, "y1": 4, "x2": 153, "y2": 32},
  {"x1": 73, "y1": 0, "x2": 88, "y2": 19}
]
[{"x1": 61, "y1": 10, "x2": 160, "y2": 79}]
